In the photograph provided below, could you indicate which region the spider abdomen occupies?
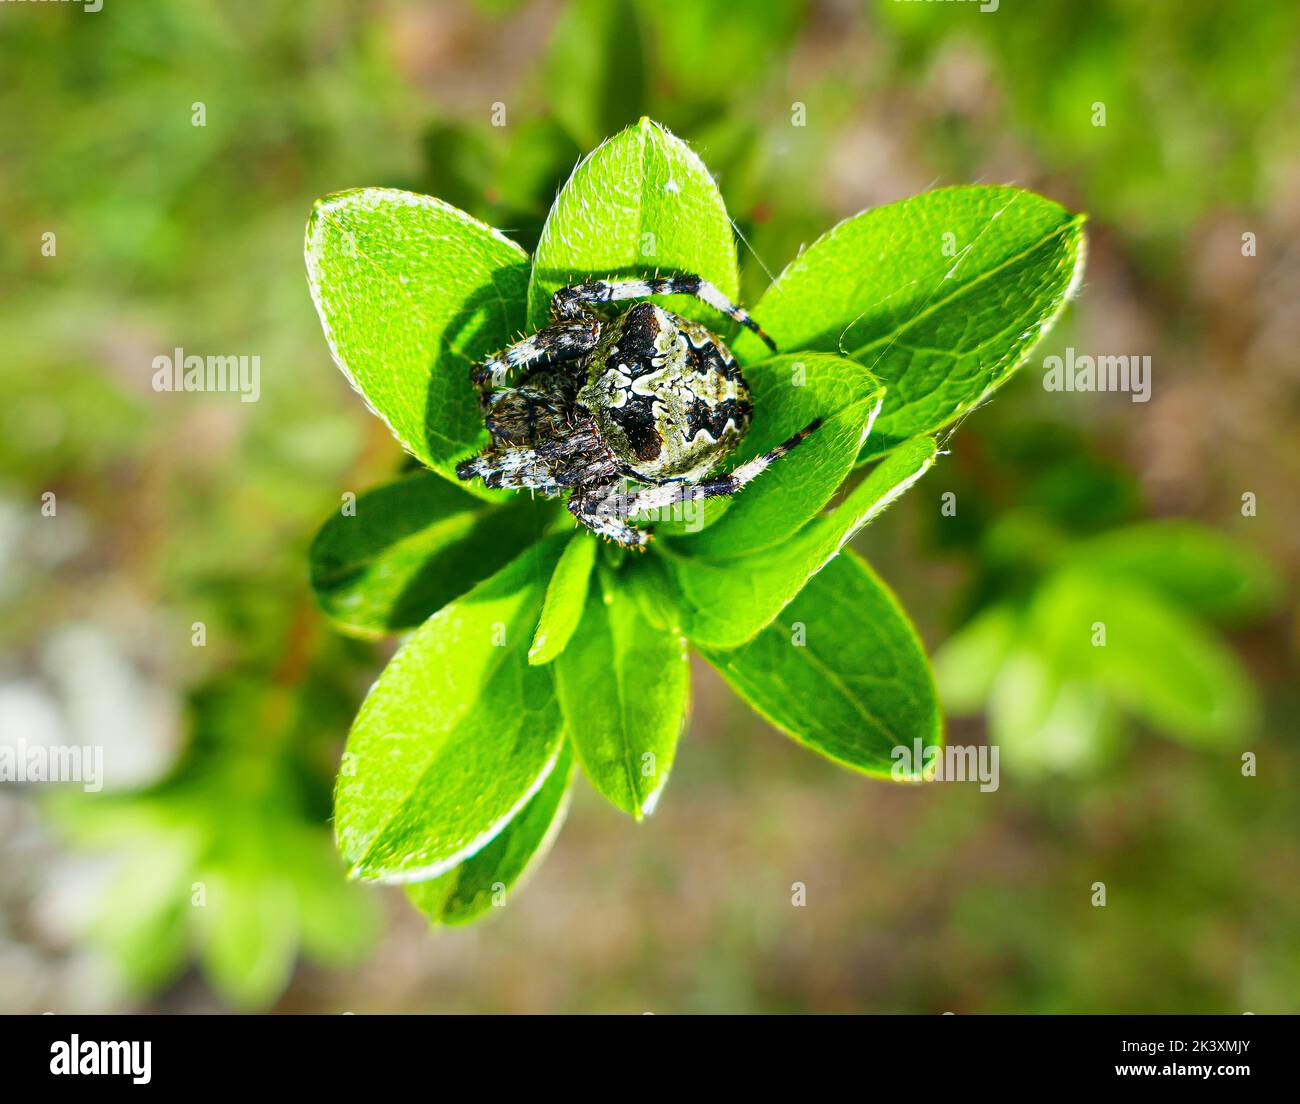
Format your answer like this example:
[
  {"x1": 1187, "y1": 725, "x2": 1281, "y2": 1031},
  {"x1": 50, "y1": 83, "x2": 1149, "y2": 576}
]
[{"x1": 577, "y1": 302, "x2": 752, "y2": 482}]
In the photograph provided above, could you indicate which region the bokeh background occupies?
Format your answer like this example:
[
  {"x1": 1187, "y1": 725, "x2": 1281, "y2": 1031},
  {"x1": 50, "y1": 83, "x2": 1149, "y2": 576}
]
[{"x1": 2, "y1": 0, "x2": 1297, "y2": 1013}]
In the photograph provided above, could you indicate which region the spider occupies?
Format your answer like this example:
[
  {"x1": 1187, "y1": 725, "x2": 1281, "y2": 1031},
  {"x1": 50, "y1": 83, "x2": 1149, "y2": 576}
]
[{"x1": 455, "y1": 274, "x2": 821, "y2": 548}]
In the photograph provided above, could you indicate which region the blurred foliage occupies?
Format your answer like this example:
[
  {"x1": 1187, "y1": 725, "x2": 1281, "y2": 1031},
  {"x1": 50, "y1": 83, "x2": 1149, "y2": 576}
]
[
  {"x1": 876, "y1": 0, "x2": 1300, "y2": 255},
  {"x1": 0, "y1": 0, "x2": 411, "y2": 1007},
  {"x1": 932, "y1": 424, "x2": 1283, "y2": 772},
  {"x1": 49, "y1": 649, "x2": 380, "y2": 1007},
  {"x1": 415, "y1": 0, "x2": 823, "y2": 285},
  {"x1": 1, "y1": 0, "x2": 1295, "y2": 1012}
]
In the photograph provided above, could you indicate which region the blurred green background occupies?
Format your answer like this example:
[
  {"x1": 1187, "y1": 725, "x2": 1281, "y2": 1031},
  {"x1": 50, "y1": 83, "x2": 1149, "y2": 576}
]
[{"x1": 1, "y1": 0, "x2": 1296, "y2": 1013}]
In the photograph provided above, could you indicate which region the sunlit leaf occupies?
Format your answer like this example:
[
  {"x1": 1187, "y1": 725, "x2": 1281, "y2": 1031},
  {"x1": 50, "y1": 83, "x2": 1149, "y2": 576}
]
[
  {"x1": 529, "y1": 532, "x2": 598, "y2": 665},
  {"x1": 528, "y1": 118, "x2": 740, "y2": 330},
  {"x1": 733, "y1": 186, "x2": 1086, "y2": 457},
  {"x1": 668, "y1": 436, "x2": 938, "y2": 649},
  {"x1": 700, "y1": 551, "x2": 941, "y2": 777},
  {"x1": 554, "y1": 569, "x2": 689, "y2": 818},
  {"x1": 406, "y1": 743, "x2": 575, "y2": 925},
  {"x1": 334, "y1": 537, "x2": 568, "y2": 881},
  {"x1": 310, "y1": 471, "x2": 555, "y2": 636},
  {"x1": 305, "y1": 187, "x2": 529, "y2": 490}
]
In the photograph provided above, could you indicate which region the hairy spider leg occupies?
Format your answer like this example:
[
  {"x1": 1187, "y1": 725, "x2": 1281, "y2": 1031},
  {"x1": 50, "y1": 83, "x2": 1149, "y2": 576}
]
[
  {"x1": 549, "y1": 275, "x2": 778, "y2": 353},
  {"x1": 572, "y1": 417, "x2": 824, "y2": 548},
  {"x1": 456, "y1": 444, "x2": 563, "y2": 494},
  {"x1": 458, "y1": 412, "x2": 616, "y2": 497},
  {"x1": 470, "y1": 318, "x2": 600, "y2": 401},
  {"x1": 566, "y1": 489, "x2": 650, "y2": 549}
]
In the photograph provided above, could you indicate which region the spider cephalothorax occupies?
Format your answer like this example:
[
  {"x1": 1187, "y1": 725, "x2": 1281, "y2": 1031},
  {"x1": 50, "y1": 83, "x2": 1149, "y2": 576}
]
[{"x1": 456, "y1": 275, "x2": 820, "y2": 547}]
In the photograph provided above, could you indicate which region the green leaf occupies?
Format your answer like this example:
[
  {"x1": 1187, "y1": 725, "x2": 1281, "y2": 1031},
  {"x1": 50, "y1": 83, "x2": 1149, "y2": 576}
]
[
  {"x1": 193, "y1": 865, "x2": 298, "y2": 1010},
  {"x1": 667, "y1": 436, "x2": 938, "y2": 649},
  {"x1": 50, "y1": 793, "x2": 368, "y2": 1006},
  {"x1": 1064, "y1": 520, "x2": 1282, "y2": 624},
  {"x1": 528, "y1": 118, "x2": 740, "y2": 330},
  {"x1": 1027, "y1": 568, "x2": 1258, "y2": 746},
  {"x1": 634, "y1": 492, "x2": 734, "y2": 538},
  {"x1": 334, "y1": 536, "x2": 568, "y2": 881},
  {"x1": 554, "y1": 568, "x2": 690, "y2": 818},
  {"x1": 284, "y1": 826, "x2": 380, "y2": 966},
  {"x1": 529, "y1": 532, "x2": 598, "y2": 665},
  {"x1": 310, "y1": 471, "x2": 555, "y2": 636},
  {"x1": 988, "y1": 648, "x2": 1126, "y2": 776},
  {"x1": 700, "y1": 551, "x2": 941, "y2": 778},
  {"x1": 733, "y1": 186, "x2": 1086, "y2": 457},
  {"x1": 621, "y1": 548, "x2": 684, "y2": 634},
  {"x1": 674, "y1": 353, "x2": 884, "y2": 558},
  {"x1": 542, "y1": 0, "x2": 646, "y2": 150},
  {"x1": 933, "y1": 603, "x2": 1020, "y2": 714},
  {"x1": 305, "y1": 188, "x2": 529, "y2": 490},
  {"x1": 405, "y1": 743, "x2": 575, "y2": 925},
  {"x1": 88, "y1": 836, "x2": 195, "y2": 994}
]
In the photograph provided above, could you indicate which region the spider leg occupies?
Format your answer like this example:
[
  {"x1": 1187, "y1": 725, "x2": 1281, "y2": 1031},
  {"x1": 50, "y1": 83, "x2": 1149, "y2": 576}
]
[
  {"x1": 550, "y1": 275, "x2": 777, "y2": 352},
  {"x1": 567, "y1": 485, "x2": 650, "y2": 549},
  {"x1": 471, "y1": 319, "x2": 599, "y2": 401},
  {"x1": 616, "y1": 418, "x2": 824, "y2": 516},
  {"x1": 456, "y1": 445, "x2": 562, "y2": 495}
]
